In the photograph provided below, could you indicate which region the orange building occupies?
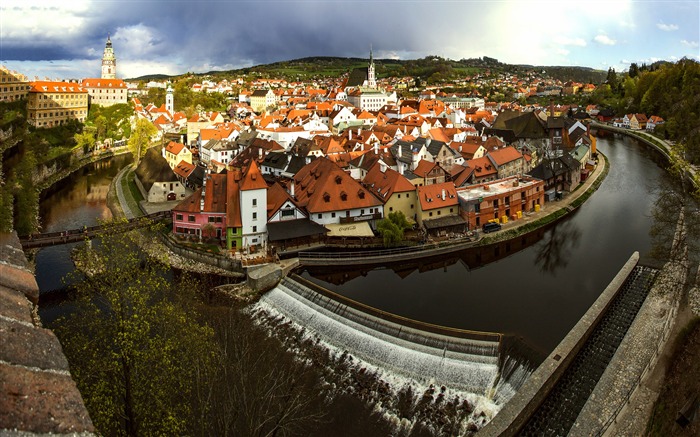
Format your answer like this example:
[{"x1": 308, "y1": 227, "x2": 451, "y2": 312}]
[
  {"x1": 457, "y1": 176, "x2": 545, "y2": 229},
  {"x1": 27, "y1": 81, "x2": 88, "y2": 128}
]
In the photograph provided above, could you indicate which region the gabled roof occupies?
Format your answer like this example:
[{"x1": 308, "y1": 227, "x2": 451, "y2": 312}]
[
  {"x1": 226, "y1": 170, "x2": 242, "y2": 228},
  {"x1": 293, "y1": 157, "x2": 382, "y2": 213},
  {"x1": 240, "y1": 160, "x2": 267, "y2": 191},
  {"x1": 487, "y1": 146, "x2": 523, "y2": 166},
  {"x1": 412, "y1": 159, "x2": 439, "y2": 178},
  {"x1": 266, "y1": 182, "x2": 305, "y2": 219},
  {"x1": 134, "y1": 148, "x2": 178, "y2": 191},
  {"x1": 29, "y1": 81, "x2": 86, "y2": 94},
  {"x1": 173, "y1": 160, "x2": 196, "y2": 179},
  {"x1": 363, "y1": 163, "x2": 415, "y2": 201},
  {"x1": 172, "y1": 173, "x2": 226, "y2": 214},
  {"x1": 417, "y1": 181, "x2": 458, "y2": 211},
  {"x1": 467, "y1": 156, "x2": 498, "y2": 179},
  {"x1": 165, "y1": 141, "x2": 186, "y2": 156}
]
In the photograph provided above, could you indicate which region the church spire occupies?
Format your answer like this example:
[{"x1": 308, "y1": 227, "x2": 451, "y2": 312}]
[{"x1": 366, "y1": 44, "x2": 376, "y2": 89}]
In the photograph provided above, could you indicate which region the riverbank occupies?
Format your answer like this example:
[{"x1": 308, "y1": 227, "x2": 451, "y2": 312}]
[
  {"x1": 106, "y1": 162, "x2": 243, "y2": 278},
  {"x1": 37, "y1": 146, "x2": 130, "y2": 194},
  {"x1": 591, "y1": 121, "x2": 699, "y2": 191},
  {"x1": 299, "y1": 152, "x2": 609, "y2": 266}
]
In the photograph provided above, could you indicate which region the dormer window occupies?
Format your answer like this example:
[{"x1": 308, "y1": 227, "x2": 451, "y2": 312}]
[
  {"x1": 340, "y1": 191, "x2": 347, "y2": 201},
  {"x1": 358, "y1": 189, "x2": 365, "y2": 199},
  {"x1": 323, "y1": 192, "x2": 330, "y2": 202},
  {"x1": 335, "y1": 175, "x2": 342, "y2": 184}
]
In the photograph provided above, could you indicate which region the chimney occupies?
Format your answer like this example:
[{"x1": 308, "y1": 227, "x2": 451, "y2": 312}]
[
  {"x1": 441, "y1": 189, "x2": 446, "y2": 200},
  {"x1": 398, "y1": 145, "x2": 402, "y2": 158},
  {"x1": 374, "y1": 143, "x2": 378, "y2": 155},
  {"x1": 258, "y1": 148, "x2": 263, "y2": 158},
  {"x1": 289, "y1": 180, "x2": 295, "y2": 197},
  {"x1": 549, "y1": 99, "x2": 554, "y2": 118},
  {"x1": 348, "y1": 129, "x2": 352, "y2": 140},
  {"x1": 482, "y1": 135, "x2": 487, "y2": 142}
]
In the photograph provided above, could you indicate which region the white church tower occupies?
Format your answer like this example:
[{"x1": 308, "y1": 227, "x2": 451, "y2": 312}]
[
  {"x1": 365, "y1": 45, "x2": 377, "y2": 89},
  {"x1": 101, "y1": 35, "x2": 117, "y2": 79},
  {"x1": 166, "y1": 85, "x2": 174, "y2": 113}
]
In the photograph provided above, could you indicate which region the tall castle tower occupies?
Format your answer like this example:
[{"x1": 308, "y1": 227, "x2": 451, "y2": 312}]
[
  {"x1": 166, "y1": 85, "x2": 174, "y2": 113},
  {"x1": 101, "y1": 35, "x2": 116, "y2": 79},
  {"x1": 366, "y1": 45, "x2": 376, "y2": 89}
]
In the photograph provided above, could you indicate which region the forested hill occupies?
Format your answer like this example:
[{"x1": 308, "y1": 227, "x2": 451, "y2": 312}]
[{"x1": 130, "y1": 56, "x2": 607, "y2": 84}]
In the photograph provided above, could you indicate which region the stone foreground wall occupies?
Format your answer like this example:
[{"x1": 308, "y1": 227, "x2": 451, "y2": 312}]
[{"x1": 0, "y1": 232, "x2": 95, "y2": 435}]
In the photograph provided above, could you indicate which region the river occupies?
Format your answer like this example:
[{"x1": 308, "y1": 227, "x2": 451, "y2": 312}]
[
  {"x1": 300, "y1": 131, "x2": 670, "y2": 358},
  {"x1": 35, "y1": 154, "x2": 132, "y2": 322},
  {"x1": 34, "y1": 133, "x2": 669, "y2": 358}
]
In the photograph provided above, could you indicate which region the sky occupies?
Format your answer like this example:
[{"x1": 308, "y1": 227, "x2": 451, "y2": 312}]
[{"x1": 1, "y1": 0, "x2": 698, "y2": 80}]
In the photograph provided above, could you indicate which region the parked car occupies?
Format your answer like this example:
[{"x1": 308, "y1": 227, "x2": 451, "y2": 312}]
[{"x1": 482, "y1": 222, "x2": 502, "y2": 233}]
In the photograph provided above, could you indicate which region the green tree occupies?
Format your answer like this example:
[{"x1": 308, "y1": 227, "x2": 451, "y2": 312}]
[
  {"x1": 94, "y1": 115, "x2": 107, "y2": 141},
  {"x1": 377, "y1": 211, "x2": 411, "y2": 247},
  {"x1": 74, "y1": 129, "x2": 95, "y2": 153},
  {"x1": 606, "y1": 67, "x2": 618, "y2": 91},
  {"x1": 55, "y1": 220, "x2": 217, "y2": 436},
  {"x1": 13, "y1": 151, "x2": 38, "y2": 235},
  {"x1": 128, "y1": 118, "x2": 157, "y2": 164}
]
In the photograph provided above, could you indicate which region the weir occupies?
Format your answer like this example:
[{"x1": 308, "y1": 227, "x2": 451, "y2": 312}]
[{"x1": 254, "y1": 275, "x2": 534, "y2": 402}]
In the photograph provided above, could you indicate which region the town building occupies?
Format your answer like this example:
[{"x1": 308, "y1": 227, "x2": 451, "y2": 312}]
[
  {"x1": 0, "y1": 65, "x2": 29, "y2": 102},
  {"x1": 81, "y1": 78, "x2": 128, "y2": 107},
  {"x1": 250, "y1": 89, "x2": 276, "y2": 113},
  {"x1": 416, "y1": 181, "x2": 466, "y2": 235},
  {"x1": 362, "y1": 163, "x2": 417, "y2": 223},
  {"x1": 162, "y1": 141, "x2": 192, "y2": 169},
  {"x1": 172, "y1": 173, "x2": 228, "y2": 240},
  {"x1": 292, "y1": 157, "x2": 383, "y2": 226},
  {"x1": 26, "y1": 81, "x2": 88, "y2": 128},
  {"x1": 457, "y1": 176, "x2": 545, "y2": 229},
  {"x1": 134, "y1": 148, "x2": 187, "y2": 202}
]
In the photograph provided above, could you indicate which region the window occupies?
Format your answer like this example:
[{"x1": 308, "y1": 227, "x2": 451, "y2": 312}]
[
  {"x1": 252, "y1": 212, "x2": 257, "y2": 220},
  {"x1": 475, "y1": 203, "x2": 481, "y2": 213},
  {"x1": 493, "y1": 199, "x2": 499, "y2": 208},
  {"x1": 429, "y1": 212, "x2": 433, "y2": 217},
  {"x1": 252, "y1": 198, "x2": 257, "y2": 206},
  {"x1": 252, "y1": 226, "x2": 257, "y2": 233},
  {"x1": 176, "y1": 214, "x2": 183, "y2": 221},
  {"x1": 188, "y1": 215, "x2": 195, "y2": 222},
  {"x1": 389, "y1": 207, "x2": 393, "y2": 212},
  {"x1": 438, "y1": 210, "x2": 441, "y2": 215},
  {"x1": 331, "y1": 212, "x2": 336, "y2": 218},
  {"x1": 208, "y1": 216, "x2": 216, "y2": 223},
  {"x1": 450, "y1": 208, "x2": 453, "y2": 213},
  {"x1": 281, "y1": 209, "x2": 294, "y2": 218},
  {"x1": 318, "y1": 214, "x2": 322, "y2": 219}
]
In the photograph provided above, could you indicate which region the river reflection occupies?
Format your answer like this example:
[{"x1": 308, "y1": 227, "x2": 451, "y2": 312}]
[
  {"x1": 302, "y1": 134, "x2": 671, "y2": 357},
  {"x1": 34, "y1": 154, "x2": 132, "y2": 293}
]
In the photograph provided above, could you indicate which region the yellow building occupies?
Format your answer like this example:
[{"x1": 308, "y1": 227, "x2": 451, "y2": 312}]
[
  {"x1": 416, "y1": 181, "x2": 459, "y2": 227},
  {"x1": 27, "y1": 81, "x2": 88, "y2": 128},
  {"x1": 81, "y1": 78, "x2": 128, "y2": 107},
  {"x1": 250, "y1": 89, "x2": 275, "y2": 113},
  {"x1": 363, "y1": 164, "x2": 417, "y2": 222},
  {"x1": 0, "y1": 65, "x2": 29, "y2": 102}
]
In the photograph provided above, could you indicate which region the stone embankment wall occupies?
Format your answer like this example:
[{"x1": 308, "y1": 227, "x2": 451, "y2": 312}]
[
  {"x1": 478, "y1": 252, "x2": 640, "y2": 437},
  {"x1": 159, "y1": 233, "x2": 243, "y2": 272},
  {"x1": 0, "y1": 232, "x2": 95, "y2": 435}
]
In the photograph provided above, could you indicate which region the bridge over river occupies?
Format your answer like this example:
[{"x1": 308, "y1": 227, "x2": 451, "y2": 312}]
[{"x1": 19, "y1": 210, "x2": 170, "y2": 249}]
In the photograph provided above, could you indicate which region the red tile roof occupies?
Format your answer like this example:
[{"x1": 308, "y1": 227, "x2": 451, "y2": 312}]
[
  {"x1": 467, "y1": 156, "x2": 498, "y2": 179},
  {"x1": 239, "y1": 160, "x2": 267, "y2": 191},
  {"x1": 488, "y1": 146, "x2": 523, "y2": 166},
  {"x1": 29, "y1": 81, "x2": 86, "y2": 93},
  {"x1": 363, "y1": 163, "x2": 415, "y2": 201},
  {"x1": 417, "y1": 182, "x2": 458, "y2": 211},
  {"x1": 173, "y1": 173, "x2": 227, "y2": 214},
  {"x1": 412, "y1": 159, "x2": 438, "y2": 178},
  {"x1": 165, "y1": 141, "x2": 186, "y2": 156},
  {"x1": 81, "y1": 78, "x2": 127, "y2": 88},
  {"x1": 293, "y1": 158, "x2": 382, "y2": 213}
]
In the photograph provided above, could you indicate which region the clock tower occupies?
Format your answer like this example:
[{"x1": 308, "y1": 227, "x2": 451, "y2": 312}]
[{"x1": 101, "y1": 35, "x2": 117, "y2": 79}]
